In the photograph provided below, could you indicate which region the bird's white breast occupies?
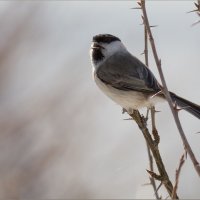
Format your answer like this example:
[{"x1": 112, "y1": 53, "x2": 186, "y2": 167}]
[{"x1": 93, "y1": 71, "x2": 163, "y2": 113}]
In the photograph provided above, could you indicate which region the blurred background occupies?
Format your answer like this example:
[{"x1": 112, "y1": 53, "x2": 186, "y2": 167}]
[{"x1": 0, "y1": 1, "x2": 199, "y2": 199}]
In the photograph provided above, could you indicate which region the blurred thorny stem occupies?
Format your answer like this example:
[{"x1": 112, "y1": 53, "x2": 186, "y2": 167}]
[{"x1": 139, "y1": 0, "x2": 200, "y2": 177}]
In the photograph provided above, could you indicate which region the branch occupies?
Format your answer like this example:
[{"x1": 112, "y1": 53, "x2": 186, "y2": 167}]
[
  {"x1": 172, "y1": 154, "x2": 185, "y2": 199},
  {"x1": 191, "y1": 0, "x2": 200, "y2": 26},
  {"x1": 130, "y1": 110, "x2": 179, "y2": 199},
  {"x1": 140, "y1": 0, "x2": 200, "y2": 177},
  {"x1": 143, "y1": 23, "x2": 160, "y2": 199}
]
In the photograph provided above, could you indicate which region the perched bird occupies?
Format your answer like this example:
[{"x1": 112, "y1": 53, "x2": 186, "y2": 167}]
[{"x1": 90, "y1": 34, "x2": 200, "y2": 119}]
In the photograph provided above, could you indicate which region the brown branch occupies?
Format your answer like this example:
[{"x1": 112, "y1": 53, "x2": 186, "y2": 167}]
[
  {"x1": 140, "y1": 0, "x2": 200, "y2": 177},
  {"x1": 172, "y1": 154, "x2": 185, "y2": 199},
  {"x1": 130, "y1": 110, "x2": 179, "y2": 199},
  {"x1": 144, "y1": 24, "x2": 149, "y2": 67},
  {"x1": 151, "y1": 107, "x2": 160, "y2": 145},
  {"x1": 146, "y1": 144, "x2": 160, "y2": 199},
  {"x1": 143, "y1": 23, "x2": 160, "y2": 199}
]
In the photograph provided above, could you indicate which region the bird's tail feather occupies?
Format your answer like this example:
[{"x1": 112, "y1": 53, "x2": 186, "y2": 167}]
[{"x1": 170, "y1": 92, "x2": 200, "y2": 119}]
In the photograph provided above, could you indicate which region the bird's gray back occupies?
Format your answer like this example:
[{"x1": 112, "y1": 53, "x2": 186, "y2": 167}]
[{"x1": 96, "y1": 51, "x2": 161, "y2": 93}]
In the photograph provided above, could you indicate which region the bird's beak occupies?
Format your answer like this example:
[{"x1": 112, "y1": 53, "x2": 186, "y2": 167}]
[{"x1": 91, "y1": 42, "x2": 105, "y2": 50}]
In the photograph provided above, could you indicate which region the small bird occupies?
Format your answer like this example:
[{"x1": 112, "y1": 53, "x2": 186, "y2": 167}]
[{"x1": 90, "y1": 34, "x2": 200, "y2": 119}]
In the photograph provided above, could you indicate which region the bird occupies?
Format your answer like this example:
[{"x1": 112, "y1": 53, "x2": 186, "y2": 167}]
[{"x1": 90, "y1": 33, "x2": 200, "y2": 119}]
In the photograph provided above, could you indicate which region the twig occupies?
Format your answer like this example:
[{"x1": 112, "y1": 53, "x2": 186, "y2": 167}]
[
  {"x1": 172, "y1": 154, "x2": 185, "y2": 199},
  {"x1": 188, "y1": 0, "x2": 200, "y2": 13},
  {"x1": 143, "y1": 23, "x2": 160, "y2": 199},
  {"x1": 191, "y1": 0, "x2": 200, "y2": 26},
  {"x1": 144, "y1": 24, "x2": 149, "y2": 67},
  {"x1": 140, "y1": 0, "x2": 200, "y2": 177},
  {"x1": 130, "y1": 110, "x2": 179, "y2": 199},
  {"x1": 146, "y1": 142, "x2": 161, "y2": 199},
  {"x1": 151, "y1": 107, "x2": 160, "y2": 145}
]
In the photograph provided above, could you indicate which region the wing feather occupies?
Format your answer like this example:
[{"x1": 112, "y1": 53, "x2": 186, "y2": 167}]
[{"x1": 96, "y1": 52, "x2": 161, "y2": 93}]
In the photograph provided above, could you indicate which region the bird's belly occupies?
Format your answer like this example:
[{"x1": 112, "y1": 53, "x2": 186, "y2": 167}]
[{"x1": 94, "y1": 75, "x2": 160, "y2": 112}]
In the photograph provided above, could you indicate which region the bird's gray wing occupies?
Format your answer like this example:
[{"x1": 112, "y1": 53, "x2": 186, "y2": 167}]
[{"x1": 96, "y1": 52, "x2": 161, "y2": 93}]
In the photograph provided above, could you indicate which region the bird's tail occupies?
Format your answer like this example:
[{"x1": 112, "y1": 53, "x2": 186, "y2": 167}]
[{"x1": 170, "y1": 92, "x2": 200, "y2": 119}]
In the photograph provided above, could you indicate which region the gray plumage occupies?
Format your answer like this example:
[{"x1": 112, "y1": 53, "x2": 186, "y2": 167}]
[
  {"x1": 90, "y1": 34, "x2": 200, "y2": 119},
  {"x1": 96, "y1": 51, "x2": 161, "y2": 93}
]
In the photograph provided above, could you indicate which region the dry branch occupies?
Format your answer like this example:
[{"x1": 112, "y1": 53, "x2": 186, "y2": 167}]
[
  {"x1": 130, "y1": 110, "x2": 178, "y2": 199},
  {"x1": 139, "y1": 0, "x2": 200, "y2": 177},
  {"x1": 172, "y1": 154, "x2": 185, "y2": 199},
  {"x1": 143, "y1": 24, "x2": 160, "y2": 199}
]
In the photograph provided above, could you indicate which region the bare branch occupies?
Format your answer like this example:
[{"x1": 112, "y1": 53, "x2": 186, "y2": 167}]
[
  {"x1": 140, "y1": 0, "x2": 200, "y2": 177},
  {"x1": 143, "y1": 18, "x2": 160, "y2": 199},
  {"x1": 172, "y1": 154, "x2": 185, "y2": 199},
  {"x1": 130, "y1": 110, "x2": 179, "y2": 199}
]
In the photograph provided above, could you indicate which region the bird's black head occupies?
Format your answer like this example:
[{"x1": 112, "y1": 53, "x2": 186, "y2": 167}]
[
  {"x1": 91, "y1": 34, "x2": 121, "y2": 64},
  {"x1": 93, "y1": 34, "x2": 121, "y2": 44}
]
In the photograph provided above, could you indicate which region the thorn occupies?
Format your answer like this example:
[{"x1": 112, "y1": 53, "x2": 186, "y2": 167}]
[
  {"x1": 137, "y1": 1, "x2": 142, "y2": 6},
  {"x1": 174, "y1": 105, "x2": 191, "y2": 112},
  {"x1": 155, "y1": 110, "x2": 161, "y2": 113},
  {"x1": 195, "y1": 131, "x2": 200, "y2": 134},
  {"x1": 150, "y1": 25, "x2": 158, "y2": 28},
  {"x1": 174, "y1": 101, "x2": 178, "y2": 107},
  {"x1": 146, "y1": 170, "x2": 162, "y2": 181},
  {"x1": 150, "y1": 90, "x2": 162, "y2": 99},
  {"x1": 173, "y1": 101, "x2": 179, "y2": 111},
  {"x1": 187, "y1": 9, "x2": 198, "y2": 13},
  {"x1": 142, "y1": 182, "x2": 151, "y2": 186},
  {"x1": 140, "y1": 51, "x2": 145, "y2": 55},
  {"x1": 131, "y1": 7, "x2": 142, "y2": 10},
  {"x1": 123, "y1": 118, "x2": 133, "y2": 120}
]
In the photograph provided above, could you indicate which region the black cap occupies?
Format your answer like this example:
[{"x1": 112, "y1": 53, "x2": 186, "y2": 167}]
[{"x1": 93, "y1": 34, "x2": 121, "y2": 44}]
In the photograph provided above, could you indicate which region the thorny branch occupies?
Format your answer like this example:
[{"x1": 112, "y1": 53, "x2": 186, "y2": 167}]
[
  {"x1": 129, "y1": 110, "x2": 178, "y2": 199},
  {"x1": 139, "y1": 0, "x2": 200, "y2": 177},
  {"x1": 143, "y1": 24, "x2": 160, "y2": 199},
  {"x1": 172, "y1": 154, "x2": 185, "y2": 199},
  {"x1": 130, "y1": 1, "x2": 179, "y2": 198}
]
